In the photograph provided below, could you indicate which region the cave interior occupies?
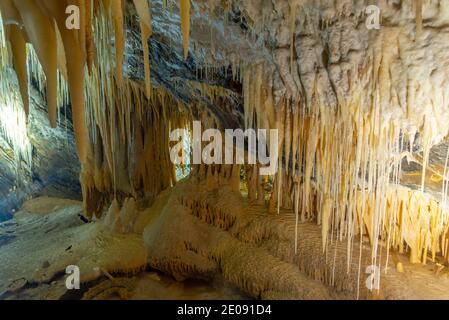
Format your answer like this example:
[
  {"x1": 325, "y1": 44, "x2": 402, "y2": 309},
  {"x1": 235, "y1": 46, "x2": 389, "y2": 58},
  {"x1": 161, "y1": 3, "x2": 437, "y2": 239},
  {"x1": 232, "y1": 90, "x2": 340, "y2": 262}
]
[{"x1": 1, "y1": 0, "x2": 449, "y2": 300}]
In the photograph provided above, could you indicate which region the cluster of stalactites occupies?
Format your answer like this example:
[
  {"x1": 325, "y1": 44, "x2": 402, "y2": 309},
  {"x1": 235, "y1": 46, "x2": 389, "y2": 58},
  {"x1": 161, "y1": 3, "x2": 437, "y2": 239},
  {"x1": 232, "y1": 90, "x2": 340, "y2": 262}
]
[
  {"x1": 220, "y1": 0, "x2": 445, "y2": 268},
  {"x1": 238, "y1": 44, "x2": 449, "y2": 266},
  {"x1": 0, "y1": 10, "x2": 32, "y2": 173},
  {"x1": 81, "y1": 74, "x2": 191, "y2": 217},
  {"x1": 0, "y1": 0, "x2": 193, "y2": 163},
  {"x1": 0, "y1": 1, "x2": 199, "y2": 219},
  {"x1": 80, "y1": 1, "x2": 192, "y2": 217},
  {"x1": 0, "y1": 0, "x2": 93, "y2": 163}
]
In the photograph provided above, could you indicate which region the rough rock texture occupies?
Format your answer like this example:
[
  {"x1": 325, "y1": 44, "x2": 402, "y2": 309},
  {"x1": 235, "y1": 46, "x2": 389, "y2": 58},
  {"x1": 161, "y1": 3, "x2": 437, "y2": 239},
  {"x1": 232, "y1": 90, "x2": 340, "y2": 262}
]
[
  {"x1": 0, "y1": 84, "x2": 81, "y2": 221},
  {"x1": 144, "y1": 178, "x2": 336, "y2": 299},
  {"x1": 3, "y1": 1, "x2": 448, "y2": 215},
  {"x1": 2, "y1": 0, "x2": 449, "y2": 300},
  {"x1": 144, "y1": 176, "x2": 449, "y2": 300},
  {"x1": 126, "y1": 0, "x2": 244, "y2": 129},
  {"x1": 0, "y1": 197, "x2": 244, "y2": 300},
  {"x1": 0, "y1": 0, "x2": 243, "y2": 220},
  {"x1": 0, "y1": 197, "x2": 147, "y2": 295}
]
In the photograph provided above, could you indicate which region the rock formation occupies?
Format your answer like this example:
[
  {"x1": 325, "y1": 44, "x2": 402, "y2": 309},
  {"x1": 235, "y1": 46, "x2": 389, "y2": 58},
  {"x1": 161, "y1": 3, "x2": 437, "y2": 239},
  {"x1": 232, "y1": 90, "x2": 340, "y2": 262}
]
[{"x1": 1, "y1": 0, "x2": 449, "y2": 300}]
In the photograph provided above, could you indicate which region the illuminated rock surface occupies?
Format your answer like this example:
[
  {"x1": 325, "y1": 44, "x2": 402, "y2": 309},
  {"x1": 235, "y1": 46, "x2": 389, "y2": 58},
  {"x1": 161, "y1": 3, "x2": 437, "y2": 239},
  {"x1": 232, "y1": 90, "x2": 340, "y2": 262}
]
[{"x1": 1, "y1": 0, "x2": 449, "y2": 300}]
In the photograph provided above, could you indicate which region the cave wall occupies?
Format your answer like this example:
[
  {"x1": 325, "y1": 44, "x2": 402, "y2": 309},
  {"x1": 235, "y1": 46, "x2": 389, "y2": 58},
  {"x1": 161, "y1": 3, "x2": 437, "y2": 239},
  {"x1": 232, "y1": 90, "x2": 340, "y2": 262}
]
[
  {"x1": 2, "y1": 0, "x2": 449, "y2": 273},
  {"x1": 0, "y1": 80, "x2": 81, "y2": 221}
]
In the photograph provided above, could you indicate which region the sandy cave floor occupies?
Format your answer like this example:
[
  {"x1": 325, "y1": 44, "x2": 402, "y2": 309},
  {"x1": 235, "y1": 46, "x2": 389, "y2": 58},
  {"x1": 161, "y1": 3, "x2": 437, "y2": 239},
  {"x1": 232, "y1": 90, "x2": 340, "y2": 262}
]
[{"x1": 0, "y1": 197, "x2": 246, "y2": 300}]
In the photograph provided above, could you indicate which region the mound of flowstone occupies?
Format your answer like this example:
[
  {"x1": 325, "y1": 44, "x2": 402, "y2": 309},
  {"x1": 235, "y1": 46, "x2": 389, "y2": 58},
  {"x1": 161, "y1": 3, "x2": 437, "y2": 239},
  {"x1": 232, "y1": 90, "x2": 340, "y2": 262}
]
[{"x1": 144, "y1": 177, "x2": 449, "y2": 300}]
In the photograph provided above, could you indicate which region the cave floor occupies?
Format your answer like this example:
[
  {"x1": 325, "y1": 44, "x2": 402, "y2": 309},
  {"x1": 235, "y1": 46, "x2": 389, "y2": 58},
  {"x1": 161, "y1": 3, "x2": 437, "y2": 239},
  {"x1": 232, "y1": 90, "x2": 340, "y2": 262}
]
[
  {"x1": 2, "y1": 196, "x2": 449, "y2": 300},
  {"x1": 0, "y1": 197, "x2": 246, "y2": 300},
  {"x1": 1, "y1": 271, "x2": 247, "y2": 300}
]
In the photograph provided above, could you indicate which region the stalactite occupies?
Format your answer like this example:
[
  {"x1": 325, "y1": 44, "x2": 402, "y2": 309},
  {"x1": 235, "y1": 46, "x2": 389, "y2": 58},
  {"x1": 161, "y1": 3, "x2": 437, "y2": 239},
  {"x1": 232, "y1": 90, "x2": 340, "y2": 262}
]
[
  {"x1": 2, "y1": 0, "x2": 449, "y2": 276},
  {"x1": 7, "y1": 25, "x2": 29, "y2": 118},
  {"x1": 133, "y1": 0, "x2": 153, "y2": 98},
  {"x1": 0, "y1": 1, "x2": 194, "y2": 218},
  {"x1": 112, "y1": 0, "x2": 124, "y2": 85},
  {"x1": 34, "y1": 0, "x2": 91, "y2": 162},
  {"x1": 182, "y1": 79, "x2": 238, "y2": 106},
  {"x1": 416, "y1": 0, "x2": 423, "y2": 39},
  {"x1": 85, "y1": 0, "x2": 95, "y2": 74},
  {"x1": 12, "y1": 0, "x2": 58, "y2": 128},
  {"x1": 0, "y1": 11, "x2": 31, "y2": 171},
  {"x1": 77, "y1": 0, "x2": 87, "y2": 61},
  {"x1": 289, "y1": 0, "x2": 296, "y2": 74},
  {"x1": 180, "y1": 0, "x2": 191, "y2": 60},
  {"x1": 241, "y1": 32, "x2": 449, "y2": 265}
]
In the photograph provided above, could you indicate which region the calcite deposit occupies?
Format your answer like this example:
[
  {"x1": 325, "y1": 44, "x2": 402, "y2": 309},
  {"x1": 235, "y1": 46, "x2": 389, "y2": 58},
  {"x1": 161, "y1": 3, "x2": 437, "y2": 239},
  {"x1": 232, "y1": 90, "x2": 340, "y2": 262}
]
[{"x1": 1, "y1": 0, "x2": 449, "y2": 300}]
